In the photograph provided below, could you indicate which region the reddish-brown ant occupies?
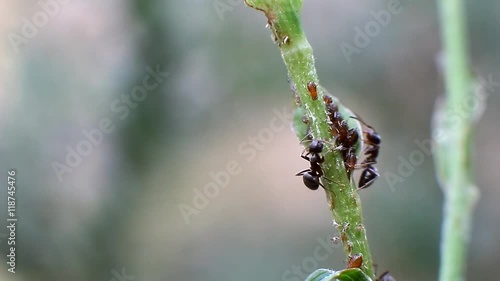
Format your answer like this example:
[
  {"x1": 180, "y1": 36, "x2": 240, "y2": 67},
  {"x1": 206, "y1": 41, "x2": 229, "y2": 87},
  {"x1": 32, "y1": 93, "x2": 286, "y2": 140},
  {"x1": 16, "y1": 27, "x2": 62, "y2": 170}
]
[
  {"x1": 323, "y1": 95, "x2": 361, "y2": 179},
  {"x1": 324, "y1": 96, "x2": 349, "y2": 141},
  {"x1": 344, "y1": 148, "x2": 358, "y2": 178},
  {"x1": 307, "y1": 81, "x2": 318, "y2": 100}
]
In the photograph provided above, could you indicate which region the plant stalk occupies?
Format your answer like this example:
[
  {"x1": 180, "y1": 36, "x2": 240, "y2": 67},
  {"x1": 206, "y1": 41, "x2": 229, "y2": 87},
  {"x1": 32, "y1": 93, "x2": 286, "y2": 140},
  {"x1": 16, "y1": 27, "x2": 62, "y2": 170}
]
[
  {"x1": 244, "y1": 0, "x2": 375, "y2": 278},
  {"x1": 436, "y1": 0, "x2": 480, "y2": 281}
]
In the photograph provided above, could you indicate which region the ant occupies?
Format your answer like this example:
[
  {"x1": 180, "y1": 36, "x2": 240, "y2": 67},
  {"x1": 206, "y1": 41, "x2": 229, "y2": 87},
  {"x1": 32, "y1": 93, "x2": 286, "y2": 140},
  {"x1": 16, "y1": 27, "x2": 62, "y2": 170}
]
[
  {"x1": 324, "y1": 95, "x2": 349, "y2": 141},
  {"x1": 344, "y1": 147, "x2": 358, "y2": 179},
  {"x1": 323, "y1": 95, "x2": 360, "y2": 179},
  {"x1": 295, "y1": 138, "x2": 342, "y2": 192},
  {"x1": 295, "y1": 139, "x2": 327, "y2": 191},
  {"x1": 349, "y1": 115, "x2": 381, "y2": 190}
]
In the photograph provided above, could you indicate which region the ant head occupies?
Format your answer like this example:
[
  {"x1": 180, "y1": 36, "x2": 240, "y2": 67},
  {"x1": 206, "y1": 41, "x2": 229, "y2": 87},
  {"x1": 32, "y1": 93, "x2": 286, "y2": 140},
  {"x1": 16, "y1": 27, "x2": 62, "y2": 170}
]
[
  {"x1": 346, "y1": 150, "x2": 357, "y2": 165},
  {"x1": 347, "y1": 128, "x2": 359, "y2": 144},
  {"x1": 367, "y1": 132, "x2": 381, "y2": 145},
  {"x1": 309, "y1": 140, "x2": 324, "y2": 153},
  {"x1": 323, "y1": 95, "x2": 333, "y2": 104},
  {"x1": 328, "y1": 103, "x2": 339, "y2": 113}
]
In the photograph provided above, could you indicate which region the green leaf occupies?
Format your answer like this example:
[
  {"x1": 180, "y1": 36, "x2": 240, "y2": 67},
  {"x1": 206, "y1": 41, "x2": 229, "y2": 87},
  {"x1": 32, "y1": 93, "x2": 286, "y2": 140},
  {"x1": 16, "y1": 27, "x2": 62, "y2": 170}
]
[
  {"x1": 332, "y1": 268, "x2": 373, "y2": 281},
  {"x1": 304, "y1": 268, "x2": 373, "y2": 281},
  {"x1": 304, "y1": 269, "x2": 336, "y2": 281}
]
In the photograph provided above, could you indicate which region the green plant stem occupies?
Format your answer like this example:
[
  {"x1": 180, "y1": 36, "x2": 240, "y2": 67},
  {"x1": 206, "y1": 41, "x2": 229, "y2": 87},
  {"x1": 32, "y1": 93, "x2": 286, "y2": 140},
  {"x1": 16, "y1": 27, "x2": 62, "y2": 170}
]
[
  {"x1": 436, "y1": 1, "x2": 480, "y2": 281},
  {"x1": 244, "y1": 0, "x2": 374, "y2": 278}
]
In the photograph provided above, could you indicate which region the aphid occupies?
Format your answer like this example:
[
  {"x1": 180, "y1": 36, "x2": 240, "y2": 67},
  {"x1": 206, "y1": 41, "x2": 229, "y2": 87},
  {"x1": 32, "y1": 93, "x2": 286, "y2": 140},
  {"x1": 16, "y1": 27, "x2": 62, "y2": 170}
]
[
  {"x1": 307, "y1": 81, "x2": 318, "y2": 100},
  {"x1": 347, "y1": 253, "x2": 363, "y2": 269}
]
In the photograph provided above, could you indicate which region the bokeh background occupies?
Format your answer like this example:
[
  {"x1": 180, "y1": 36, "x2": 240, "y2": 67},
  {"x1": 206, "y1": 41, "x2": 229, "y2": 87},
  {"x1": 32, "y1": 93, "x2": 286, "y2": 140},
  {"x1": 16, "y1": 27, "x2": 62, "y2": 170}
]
[{"x1": 0, "y1": 0, "x2": 499, "y2": 280}]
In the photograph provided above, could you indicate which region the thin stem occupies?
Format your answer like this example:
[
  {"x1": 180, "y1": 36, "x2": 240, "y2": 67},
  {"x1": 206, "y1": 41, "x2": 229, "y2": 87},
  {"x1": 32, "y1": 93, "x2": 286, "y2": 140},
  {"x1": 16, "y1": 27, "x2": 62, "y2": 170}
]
[
  {"x1": 244, "y1": 0, "x2": 375, "y2": 278},
  {"x1": 436, "y1": 1, "x2": 480, "y2": 281}
]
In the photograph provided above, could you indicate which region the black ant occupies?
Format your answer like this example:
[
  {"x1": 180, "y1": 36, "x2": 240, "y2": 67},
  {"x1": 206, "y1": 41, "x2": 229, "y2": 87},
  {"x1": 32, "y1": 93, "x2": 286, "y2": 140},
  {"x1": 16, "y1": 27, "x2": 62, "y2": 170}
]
[
  {"x1": 295, "y1": 139, "x2": 326, "y2": 191},
  {"x1": 349, "y1": 116, "x2": 381, "y2": 190},
  {"x1": 295, "y1": 138, "x2": 342, "y2": 192},
  {"x1": 358, "y1": 166, "x2": 379, "y2": 190}
]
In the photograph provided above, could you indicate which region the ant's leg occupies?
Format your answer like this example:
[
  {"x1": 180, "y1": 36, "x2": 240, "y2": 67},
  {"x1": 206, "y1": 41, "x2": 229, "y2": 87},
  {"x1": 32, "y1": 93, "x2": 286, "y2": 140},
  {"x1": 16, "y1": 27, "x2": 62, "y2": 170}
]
[
  {"x1": 321, "y1": 176, "x2": 344, "y2": 187},
  {"x1": 322, "y1": 138, "x2": 344, "y2": 155},
  {"x1": 300, "y1": 150, "x2": 312, "y2": 162},
  {"x1": 318, "y1": 180, "x2": 342, "y2": 195},
  {"x1": 353, "y1": 161, "x2": 376, "y2": 169},
  {"x1": 295, "y1": 169, "x2": 311, "y2": 176},
  {"x1": 348, "y1": 115, "x2": 372, "y2": 130},
  {"x1": 299, "y1": 132, "x2": 313, "y2": 144}
]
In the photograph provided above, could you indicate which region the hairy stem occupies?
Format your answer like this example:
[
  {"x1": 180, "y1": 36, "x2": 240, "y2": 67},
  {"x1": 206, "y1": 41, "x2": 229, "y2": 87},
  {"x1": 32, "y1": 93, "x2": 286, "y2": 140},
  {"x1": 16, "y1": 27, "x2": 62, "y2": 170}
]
[
  {"x1": 244, "y1": 0, "x2": 374, "y2": 278},
  {"x1": 435, "y1": 0, "x2": 481, "y2": 281}
]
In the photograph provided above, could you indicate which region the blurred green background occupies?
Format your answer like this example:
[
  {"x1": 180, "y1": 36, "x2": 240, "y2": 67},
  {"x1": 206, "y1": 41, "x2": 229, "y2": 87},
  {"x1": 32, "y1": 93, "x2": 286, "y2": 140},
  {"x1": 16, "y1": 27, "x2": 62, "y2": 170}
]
[{"x1": 0, "y1": 0, "x2": 499, "y2": 280}]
